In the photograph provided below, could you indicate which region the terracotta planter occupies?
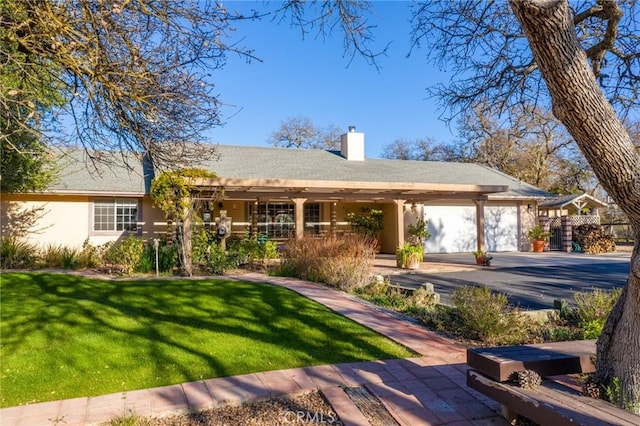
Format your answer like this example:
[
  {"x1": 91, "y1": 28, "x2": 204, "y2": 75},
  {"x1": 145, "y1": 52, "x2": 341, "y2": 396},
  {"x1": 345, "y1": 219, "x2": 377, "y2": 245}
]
[
  {"x1": 475, "y1": 255, "x2": 492, "y2": 266},
  {"x1": 532, "y1": 240, "x2": 545, "y2": 252}
]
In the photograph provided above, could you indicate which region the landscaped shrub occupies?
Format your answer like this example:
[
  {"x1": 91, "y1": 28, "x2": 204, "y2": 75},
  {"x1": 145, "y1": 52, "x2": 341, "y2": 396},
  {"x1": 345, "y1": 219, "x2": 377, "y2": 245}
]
[
  {"x1": 573, "y1": 288, "x2": 622, "y2": 338},
  {"x1": 227, "y1": 235, "x2": 280, "y2": 267},
  {"x1": 76, "y1": 239, "x2": 108, "y2": 268},
  {"x1": 141, "y1": 240, "x2": 179, "y2": 274},
  {"x1": 40, "y1": 244, "x2": 79, "y2": 269},
  {"x1": 104, "y1": 236, "x2": 146, "y2": 274},
  {"x1": 138, "y1": 244, "x2": 155, "y2": 273},
  {"x1": 228, "y1": 236, "x2": 261, "y2": 266},
  {"x1": 0, "y1": 237, "x2": 38, "y2": 269},
  {"x1": 191, "y1": 228, "x2": 216, "y2": 267},
  {"x1": 452, "y1": 286, "x2": 526, "y2": 345},
  {"x1": 355, "y1": 280, "x2": 407, "y2": 309},
  {"x1": 61, "y1": 247, "x2": 79, "y2": 269},
  {"x1": 158, "y1": 243, "x2": 178, "y2": 273},
  {"x1": 205, "y1": 242, "x2": 236, "y2": 275},
  {"x1": 278, "y1": 234, "x2": 377, "y2": 291},
  {"x1": 41, "y1": 244, "x2": 66, "y2": 268}
]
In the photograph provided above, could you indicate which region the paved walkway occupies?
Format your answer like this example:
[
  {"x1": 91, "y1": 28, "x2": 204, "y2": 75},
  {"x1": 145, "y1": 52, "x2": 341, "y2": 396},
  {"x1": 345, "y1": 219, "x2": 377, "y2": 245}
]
[{"x1": 1, "y1": 273, "x2": 508, "y2": 426}]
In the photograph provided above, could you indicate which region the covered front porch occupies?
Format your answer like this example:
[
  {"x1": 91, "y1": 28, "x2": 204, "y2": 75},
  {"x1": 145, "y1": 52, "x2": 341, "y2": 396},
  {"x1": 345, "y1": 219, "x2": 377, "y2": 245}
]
[{"x1": 194, "y1": 177, "x2": 509, "y2": 254}]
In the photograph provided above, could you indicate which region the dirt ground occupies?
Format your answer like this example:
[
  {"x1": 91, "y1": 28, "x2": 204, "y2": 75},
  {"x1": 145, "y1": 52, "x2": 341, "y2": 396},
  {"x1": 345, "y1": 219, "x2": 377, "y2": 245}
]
[{"x1": 119, "y1": 391, "x2": 344, "y2": 425}]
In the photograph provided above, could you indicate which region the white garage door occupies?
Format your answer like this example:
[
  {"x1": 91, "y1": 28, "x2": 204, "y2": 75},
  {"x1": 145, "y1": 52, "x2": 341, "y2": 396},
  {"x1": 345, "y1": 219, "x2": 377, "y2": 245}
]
[{"x1": 424, "y1": 205, "x2": 518, "y2": 253}]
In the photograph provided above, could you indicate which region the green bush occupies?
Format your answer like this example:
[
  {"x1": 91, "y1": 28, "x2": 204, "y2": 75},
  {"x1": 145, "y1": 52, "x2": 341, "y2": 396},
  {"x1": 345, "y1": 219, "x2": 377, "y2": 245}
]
[
  {"x1": 104, "y1": 236, "x2": 145, "y2": 274},
  {"x1": 191, "y1": 229, "x2": 215, "y2": 267},
  {"x1": 205, "y1": 242, "x2": 236, "y2": 275},
  {"x1": 227, "y1": 236, "x2": 280, "y2": 267},
  {"x1": 573, "y1": 288, "x2": 622, "y2": 324},
  {"x1": 573, "y1": 288, "x2": 622, "y2": 338},
  {"x1": 452, "y1": 286, "x2": 526, "y2": 345},
  {"x1": 346, "y1": 208, "x2": 384, "y2": 240},
  {"x1": 61, "y1": 247, "x2": 79, "y2": 269},
  {"x1": 262, "y1": 240, "x2": 279, "y2": 260},
  {"x1": 0, "y1": 237, "x2": 38, "y2": 268},
  {"x1": 278, "y1": 234, "x2": 377, "y2": 291},
  {"x1": 229, "y1": 237, "x2": 261, "y2": 266},
  {"x1": 137, "y1": 244, "x2": 155, "y2": 273},
  {"x1": 158, "y1": 243, "x2": 178, "y2": 273}
]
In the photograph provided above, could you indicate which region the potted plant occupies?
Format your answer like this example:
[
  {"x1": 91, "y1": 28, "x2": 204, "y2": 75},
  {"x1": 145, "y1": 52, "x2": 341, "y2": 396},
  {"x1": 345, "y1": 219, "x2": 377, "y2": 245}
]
[
  {"x1": 528, "y1": 225, "x2": 551, "y2": 252},
  {"x1": 396, "y1": 242, "x2": 424, "y2": 269},
  {"x1": 407, "y1": 217, "x2": 431, "y2": 246},
  {"x1": 472, "y1": 249, "x2": 492, "y2": 266}
]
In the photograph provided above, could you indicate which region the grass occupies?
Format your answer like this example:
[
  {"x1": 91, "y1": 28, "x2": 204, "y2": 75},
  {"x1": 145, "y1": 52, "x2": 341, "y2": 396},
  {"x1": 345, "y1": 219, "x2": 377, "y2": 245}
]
[{"x1": 0, "y1": 273, "x2": 412, "y2": 407}]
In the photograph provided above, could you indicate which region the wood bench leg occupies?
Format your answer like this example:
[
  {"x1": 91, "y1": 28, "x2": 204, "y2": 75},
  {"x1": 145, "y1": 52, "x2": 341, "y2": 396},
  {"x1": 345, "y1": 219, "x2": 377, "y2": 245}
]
[{"x1": 501, "y1": 405, "x2": 518, "y2": 425}]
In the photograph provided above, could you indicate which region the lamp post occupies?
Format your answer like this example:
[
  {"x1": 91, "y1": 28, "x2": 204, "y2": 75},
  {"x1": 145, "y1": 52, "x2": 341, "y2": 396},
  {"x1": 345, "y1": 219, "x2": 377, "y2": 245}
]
[{"x1": 153, "y1": 239, "x2": 160, "y2": 277}]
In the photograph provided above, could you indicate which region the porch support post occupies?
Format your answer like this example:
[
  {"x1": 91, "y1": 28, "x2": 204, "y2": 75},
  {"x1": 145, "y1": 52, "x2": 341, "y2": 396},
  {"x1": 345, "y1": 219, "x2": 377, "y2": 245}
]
[
  {"x1": 393, "y1": 199, "x2": 406, "y2": 249},
  {"x1": 181, "y1": 196, "x2": 193, "y2": 276},
  {"x1": 292, "y1": 198, "x2": 307, "y2": 240},
  {"x1": 251, "y1": 200, "x2": 258, "y2": 239},
  {"x1": 330, "y1": 202, "x2": 337, "y2": 237},
  {"x1": 474, "y1": 199, "x2": 486, "y2": 252}
]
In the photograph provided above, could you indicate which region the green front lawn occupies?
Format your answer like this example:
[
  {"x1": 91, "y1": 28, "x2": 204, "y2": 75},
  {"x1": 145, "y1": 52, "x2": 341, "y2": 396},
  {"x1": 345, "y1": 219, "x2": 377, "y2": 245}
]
[{"x1": 0, "y1": 273, "x2": 412, "y2": 407}]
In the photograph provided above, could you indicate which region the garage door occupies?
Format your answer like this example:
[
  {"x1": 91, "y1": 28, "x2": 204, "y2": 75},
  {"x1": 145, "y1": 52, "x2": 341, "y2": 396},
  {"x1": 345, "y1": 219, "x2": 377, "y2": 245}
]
[{"x1": 424, "y1": 205, "x2": 518, "y2": 253}]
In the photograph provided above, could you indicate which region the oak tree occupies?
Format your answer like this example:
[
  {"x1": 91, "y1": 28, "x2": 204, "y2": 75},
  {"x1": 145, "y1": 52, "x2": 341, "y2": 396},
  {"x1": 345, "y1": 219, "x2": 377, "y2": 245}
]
[
  {"x1": 269, "y1": 116, "x2": 342, "y2": 150},
  {"x1": 408, "y1": 0, "x2": 640, "y2": 410},
  {"x1": 1, "y1": 0, "x2": 260, "y2": 171},
  {"x1": 286, "y1": 0, "x2": 640, "y2": 409}
]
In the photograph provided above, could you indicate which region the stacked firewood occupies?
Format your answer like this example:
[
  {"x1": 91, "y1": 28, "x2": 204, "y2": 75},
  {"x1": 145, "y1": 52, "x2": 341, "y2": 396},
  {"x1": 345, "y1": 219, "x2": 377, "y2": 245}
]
[{"x1": 574, "y1": 224, "x2": 616, "y2": 254}]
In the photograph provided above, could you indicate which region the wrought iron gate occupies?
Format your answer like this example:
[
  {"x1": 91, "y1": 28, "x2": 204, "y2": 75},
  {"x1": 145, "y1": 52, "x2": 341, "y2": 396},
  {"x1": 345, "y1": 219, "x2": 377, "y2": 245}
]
[{"x1": 548, "y1": 217, "x2": 562, "y2": 250}]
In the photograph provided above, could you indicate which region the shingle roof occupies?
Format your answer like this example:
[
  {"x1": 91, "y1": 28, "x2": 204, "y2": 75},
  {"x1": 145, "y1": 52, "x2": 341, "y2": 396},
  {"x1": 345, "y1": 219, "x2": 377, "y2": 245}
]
[
  {"x1": 48, "y1": 149, "x2": 151, "y2": 194},
  {"x1": 44, "y1": 144, "x2": 551, "y2": 199},
  {"x1": 202, "y1": 145, "x2": 551, "y2": 199},
  {"x1": 538, "y1": 193, "x2": 608, "y2": 209}
]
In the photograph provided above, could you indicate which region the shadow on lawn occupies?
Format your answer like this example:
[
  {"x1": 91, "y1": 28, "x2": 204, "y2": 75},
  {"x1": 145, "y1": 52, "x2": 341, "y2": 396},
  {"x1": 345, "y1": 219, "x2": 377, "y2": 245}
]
[{"x1": 1, "y1": 272, "x2": 407, "y2": 405}]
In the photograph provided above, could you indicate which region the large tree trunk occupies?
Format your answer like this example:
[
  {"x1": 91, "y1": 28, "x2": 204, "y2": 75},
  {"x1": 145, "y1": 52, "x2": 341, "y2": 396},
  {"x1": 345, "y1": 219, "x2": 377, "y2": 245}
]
[{"x1": 510, "y1": 0, "x2": 640, "y2": 412}]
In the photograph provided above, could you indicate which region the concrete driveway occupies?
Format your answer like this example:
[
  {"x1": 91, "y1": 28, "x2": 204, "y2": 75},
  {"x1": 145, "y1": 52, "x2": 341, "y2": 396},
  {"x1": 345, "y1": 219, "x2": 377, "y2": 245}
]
[{"x1": 387, "y1": 251, "x2": 631, "y2": 310}]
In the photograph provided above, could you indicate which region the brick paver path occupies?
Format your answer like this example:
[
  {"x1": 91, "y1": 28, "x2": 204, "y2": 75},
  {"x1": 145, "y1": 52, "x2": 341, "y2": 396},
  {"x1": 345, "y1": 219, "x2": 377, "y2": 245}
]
[{"x1": 0, "y1": 274, "x2": 507, "y2": 426}]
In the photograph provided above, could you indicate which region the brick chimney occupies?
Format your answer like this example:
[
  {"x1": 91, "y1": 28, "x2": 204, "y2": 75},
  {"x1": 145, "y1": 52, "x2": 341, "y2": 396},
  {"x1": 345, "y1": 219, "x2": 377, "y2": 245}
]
[{"x1": 340, "y1": 126, "x2": 365, "y2": 161}]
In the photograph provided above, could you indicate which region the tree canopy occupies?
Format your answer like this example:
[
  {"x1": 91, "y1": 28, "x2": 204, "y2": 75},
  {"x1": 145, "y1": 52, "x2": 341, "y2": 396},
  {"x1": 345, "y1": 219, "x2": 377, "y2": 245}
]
[
  {"x1": 0, "y1": 0, "x2": 262, "y2": 173},
  {"x1": 410, "y1": 0, "x2": 640, "y2": 122},
  {"x1": 268, "y1": 116, "x2": 342, "y2": 150}
]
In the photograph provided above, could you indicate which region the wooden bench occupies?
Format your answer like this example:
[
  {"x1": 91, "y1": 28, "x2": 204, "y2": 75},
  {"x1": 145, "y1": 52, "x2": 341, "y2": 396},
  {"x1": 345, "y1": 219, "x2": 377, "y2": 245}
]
[{"x1": 466, "y1": 340, "x2": 640, "y2": 425}]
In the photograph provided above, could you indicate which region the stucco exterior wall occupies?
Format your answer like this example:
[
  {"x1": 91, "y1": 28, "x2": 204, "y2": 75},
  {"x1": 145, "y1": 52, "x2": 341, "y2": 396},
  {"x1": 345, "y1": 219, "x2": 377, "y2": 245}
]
[
  {"x1": 0, "y1": 194, "x2": 157, "y2": 249},
  {"x1": 2, "y1": 194, "x2": 92, "y2": 249}
]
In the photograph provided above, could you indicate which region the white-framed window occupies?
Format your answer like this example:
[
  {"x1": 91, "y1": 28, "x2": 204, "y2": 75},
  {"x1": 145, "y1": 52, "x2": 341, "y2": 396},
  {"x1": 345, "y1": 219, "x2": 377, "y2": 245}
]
[
  {"x1": 247, "y1": 201, "x2": 321, "y2": 239},
  {"x1": 93, "y1": 199, "x2": 138, "y2": 232}
]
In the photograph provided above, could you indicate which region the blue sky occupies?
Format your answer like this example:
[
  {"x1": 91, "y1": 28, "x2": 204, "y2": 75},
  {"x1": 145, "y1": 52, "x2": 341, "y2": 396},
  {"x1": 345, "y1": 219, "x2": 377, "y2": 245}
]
[{"x1": 206, "y1": 1, "x2": 454, "y2": 158}]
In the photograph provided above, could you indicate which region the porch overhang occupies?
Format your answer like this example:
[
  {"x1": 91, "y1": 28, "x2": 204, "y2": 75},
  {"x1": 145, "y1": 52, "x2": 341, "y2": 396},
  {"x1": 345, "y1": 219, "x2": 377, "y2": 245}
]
[{"x1": 194, "y1": 177, "x2": 509, "y2": 202}]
